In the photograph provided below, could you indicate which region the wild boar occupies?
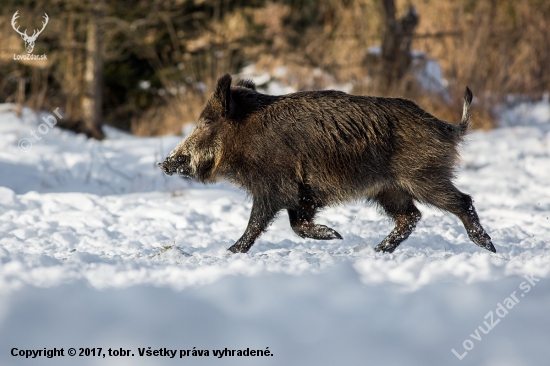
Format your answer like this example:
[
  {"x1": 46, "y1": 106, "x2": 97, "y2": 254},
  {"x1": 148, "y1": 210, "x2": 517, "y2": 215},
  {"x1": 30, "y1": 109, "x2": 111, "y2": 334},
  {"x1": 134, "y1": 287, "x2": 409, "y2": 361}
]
[{"x1": 158, "y1": 74, "x2": 495, "y2": 254}]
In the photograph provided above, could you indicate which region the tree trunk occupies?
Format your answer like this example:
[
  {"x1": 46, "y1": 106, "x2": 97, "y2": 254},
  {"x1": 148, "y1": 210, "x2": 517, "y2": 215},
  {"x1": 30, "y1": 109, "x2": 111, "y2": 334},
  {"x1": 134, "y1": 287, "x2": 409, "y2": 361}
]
[
  {"x1": 82, "y1": 0, "x2": 105, "y2": 139},
  {"x1": 379, "y1": 0, "x2": 419, "y2": 94}
]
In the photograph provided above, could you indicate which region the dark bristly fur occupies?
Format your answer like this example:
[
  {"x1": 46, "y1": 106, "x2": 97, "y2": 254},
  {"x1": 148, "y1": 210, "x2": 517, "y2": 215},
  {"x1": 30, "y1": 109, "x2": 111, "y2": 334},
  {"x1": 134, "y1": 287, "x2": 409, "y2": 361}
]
[{"x1": 158, "y1": 75, "x2": 495, "y2": 254}]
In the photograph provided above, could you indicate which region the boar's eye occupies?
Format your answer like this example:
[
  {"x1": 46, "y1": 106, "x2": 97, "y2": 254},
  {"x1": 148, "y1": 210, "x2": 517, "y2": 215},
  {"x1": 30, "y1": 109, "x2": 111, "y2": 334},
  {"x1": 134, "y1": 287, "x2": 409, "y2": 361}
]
[{"x1": 203, "y1": 119, "x2": 213, "y2": 126}]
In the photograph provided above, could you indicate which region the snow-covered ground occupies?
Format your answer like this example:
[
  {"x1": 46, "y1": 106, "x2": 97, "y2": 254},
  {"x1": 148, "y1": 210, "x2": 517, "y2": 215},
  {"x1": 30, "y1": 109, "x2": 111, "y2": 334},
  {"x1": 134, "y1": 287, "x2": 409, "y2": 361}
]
[{"x1": 0, "y1": 97, "x2": 549, "y2": 365}]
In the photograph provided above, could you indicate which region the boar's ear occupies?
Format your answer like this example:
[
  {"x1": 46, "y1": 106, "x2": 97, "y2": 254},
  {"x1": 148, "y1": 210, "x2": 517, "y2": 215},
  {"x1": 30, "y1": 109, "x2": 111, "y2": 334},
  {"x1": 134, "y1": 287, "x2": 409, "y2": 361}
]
[
  {"x1": 236, "y1": 79, "x2": 256, "y2": 91},
  {"x1": 215, "y1": 74, "x2": 233, "y2": 118}
]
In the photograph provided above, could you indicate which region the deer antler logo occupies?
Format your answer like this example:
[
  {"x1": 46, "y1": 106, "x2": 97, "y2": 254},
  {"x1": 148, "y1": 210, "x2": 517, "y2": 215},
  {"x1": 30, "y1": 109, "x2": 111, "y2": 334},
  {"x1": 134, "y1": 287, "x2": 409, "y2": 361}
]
[{"x1": 11, "y1": 11, "x2": 49, "y2": 54}]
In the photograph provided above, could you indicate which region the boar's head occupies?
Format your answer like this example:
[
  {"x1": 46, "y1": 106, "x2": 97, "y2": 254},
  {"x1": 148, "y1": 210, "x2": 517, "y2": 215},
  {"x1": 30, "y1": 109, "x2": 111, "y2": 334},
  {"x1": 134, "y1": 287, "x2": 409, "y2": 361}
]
[{"x1": 157, "y1": 74, "x2": 256, "y2": 183}]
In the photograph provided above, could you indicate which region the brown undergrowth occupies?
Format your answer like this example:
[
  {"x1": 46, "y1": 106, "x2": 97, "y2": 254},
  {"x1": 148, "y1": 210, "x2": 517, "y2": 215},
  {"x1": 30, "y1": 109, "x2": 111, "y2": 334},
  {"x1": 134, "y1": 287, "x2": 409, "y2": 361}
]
[{"x1": 2, "y1": 0, "x2": 547, "y2": 136}]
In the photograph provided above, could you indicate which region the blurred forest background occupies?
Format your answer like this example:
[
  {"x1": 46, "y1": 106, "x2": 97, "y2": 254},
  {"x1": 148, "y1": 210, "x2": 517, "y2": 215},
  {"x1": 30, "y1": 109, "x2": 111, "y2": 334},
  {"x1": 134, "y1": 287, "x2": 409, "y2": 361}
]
[{"x1": 1, "y1": 0, "x2": 549, "y2": 138}]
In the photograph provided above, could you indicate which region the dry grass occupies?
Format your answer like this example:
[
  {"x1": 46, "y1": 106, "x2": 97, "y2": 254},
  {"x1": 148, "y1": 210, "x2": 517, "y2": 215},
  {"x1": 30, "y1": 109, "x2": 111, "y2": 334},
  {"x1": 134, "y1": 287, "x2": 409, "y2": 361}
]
[
  {"x1": 4, "y1": 1, "x2": 546, "y2": 136},
  {"x1": 131, "y1": 92, "x2": 205, "y2": 136},
  {"x1": 142, "y1": 0, "x2": 549, "y2": 135}
]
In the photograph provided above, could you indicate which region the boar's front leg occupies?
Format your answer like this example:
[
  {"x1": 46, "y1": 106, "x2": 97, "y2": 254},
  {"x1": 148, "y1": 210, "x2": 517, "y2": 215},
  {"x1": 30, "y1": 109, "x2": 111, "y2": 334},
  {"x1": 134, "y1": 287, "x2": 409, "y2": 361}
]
[
  {"x1": 227, "y1": 198, "x2": 279, "y2": 254},
  {"x1": 287, "y1": 196, "x2": 343, "y2": 240}
]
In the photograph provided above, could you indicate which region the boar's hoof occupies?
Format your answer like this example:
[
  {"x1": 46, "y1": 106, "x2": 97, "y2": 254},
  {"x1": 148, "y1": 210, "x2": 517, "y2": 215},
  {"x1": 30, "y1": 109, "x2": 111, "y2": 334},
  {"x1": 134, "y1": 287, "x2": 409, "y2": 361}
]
[
  {"x1": 470, "y1": 231, "x2": 497, "y2": 253},
  {"x1": 293, "y1": 224, "x2": 343, "y2": 240},
  {"x1": 485, "y1": 243, "x2": 497, "y2": 253},
  {"x1": 484, "y1": 241, "x2": 497, "y2": 253},
  {"x1": 374, "y1": 241, "x2": 398, "y2": 253},
  {"x1": 227, "y1": 242, "x2": 252, "y2": 254}
]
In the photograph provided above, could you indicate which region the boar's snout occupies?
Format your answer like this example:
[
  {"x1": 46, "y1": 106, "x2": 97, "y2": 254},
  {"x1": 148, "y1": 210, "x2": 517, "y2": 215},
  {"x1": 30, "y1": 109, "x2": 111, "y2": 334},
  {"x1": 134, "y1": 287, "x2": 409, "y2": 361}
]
[
  {"x1": 157, "y1": 155, "x2": 191, "y2": 177},
  {"x1": 156, "y1": 161, "x2": 175, "y2": 176}
]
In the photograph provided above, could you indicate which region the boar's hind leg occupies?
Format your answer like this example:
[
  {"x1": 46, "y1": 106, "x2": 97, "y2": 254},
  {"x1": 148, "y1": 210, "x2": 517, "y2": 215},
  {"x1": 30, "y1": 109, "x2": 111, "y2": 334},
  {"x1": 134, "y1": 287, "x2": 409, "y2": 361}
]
[
  {"x1": 227, "y1": 199, "x2": 279, "y2": 254},
  {"x1": 374, "y1": 190, "x2": 422, "y2": 253},
  {"x1": 421, "y1": 184, "x2": 496, "y2": 253},
  {"x1": 287, "y1": 206, "x2": 343, "y2": 241}
]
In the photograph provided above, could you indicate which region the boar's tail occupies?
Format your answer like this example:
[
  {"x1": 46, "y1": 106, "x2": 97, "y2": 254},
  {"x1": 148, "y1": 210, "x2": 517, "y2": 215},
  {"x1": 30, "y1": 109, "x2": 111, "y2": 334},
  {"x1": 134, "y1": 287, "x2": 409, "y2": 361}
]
[{"x1": 458, "y1": 87, "x2": 473, "y2": 135}]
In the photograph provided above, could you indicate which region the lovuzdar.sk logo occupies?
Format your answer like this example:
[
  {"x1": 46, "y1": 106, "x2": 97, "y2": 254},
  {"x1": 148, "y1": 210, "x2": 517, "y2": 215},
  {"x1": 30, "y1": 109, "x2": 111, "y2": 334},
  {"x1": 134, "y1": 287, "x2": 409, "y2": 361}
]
[{"x1": 12, "y1": 10, "x2": 48, "y2": 61}]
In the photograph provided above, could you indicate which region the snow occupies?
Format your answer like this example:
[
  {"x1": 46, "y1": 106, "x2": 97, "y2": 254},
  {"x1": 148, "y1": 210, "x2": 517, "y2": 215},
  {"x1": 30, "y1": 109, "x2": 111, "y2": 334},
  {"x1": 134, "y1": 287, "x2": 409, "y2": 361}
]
[
  {"x1": 367, "y1": 46, "x2": 450, "y2": 98},
  {"x1": 237, "y1": 64, "x2": 352, "y2": 95},
  {"x1": 1, "y1": 97, "x2": 550, "y2": 365},
  {"x1": 367, "y1": 45, "x2": 382, "y2": 56},
  {"x1": 495, "y1": 93, "x2": 550, "y2": 126}
]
